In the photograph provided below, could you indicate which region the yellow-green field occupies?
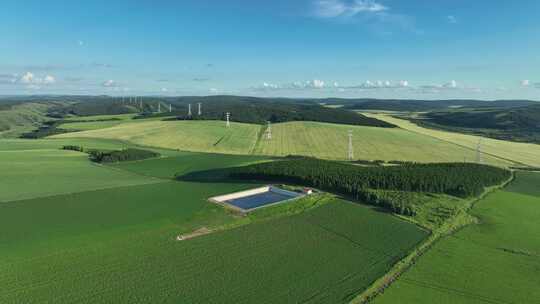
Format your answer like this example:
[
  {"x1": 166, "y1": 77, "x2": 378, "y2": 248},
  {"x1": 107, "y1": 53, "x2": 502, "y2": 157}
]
[
  {"x1": 252, "y1": 121, "x2": 509, "y2": 165},
  {"x1": 59, "y1": 114, "x2": 173, "y2": 131},
  {"x1": 365, "y1": 113, "x2": 540, "y2": 167},
  {"x1": 53, "y1": 119, "x2": 512, "y2": 165},
  {"x1": 54, "y1": 120, "x2": 262, "y2": 155}
]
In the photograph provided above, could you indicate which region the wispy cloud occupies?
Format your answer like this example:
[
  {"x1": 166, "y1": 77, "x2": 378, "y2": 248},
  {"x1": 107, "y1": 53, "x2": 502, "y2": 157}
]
[
  {"x1": 193, "y1": 77, "x2": 211, "y2": 82},
  {"x1": 102, "y1": 79, "x2": 117, "y2": 87},
  {"x1": 311, "y1": 0, "x2": 419, "y2": 35},
  {"x1": 447, "y1": 15, "x2": 458, "y2": 24},
  {"x1": 521, "y1": 79, "x2": 530, "y2": 87},
  {"x1": 92, "y1": 62, "x2": 114, "y2": 68},
  {"x1": 0, "y1": 73, "x2": 17, "y2": 85},
  {"x1": 255, "y1": 79, "x2": 409, "y2": 91},
  {"x1": 313, "y1": 0, "x2": 387, "y2": 18}
]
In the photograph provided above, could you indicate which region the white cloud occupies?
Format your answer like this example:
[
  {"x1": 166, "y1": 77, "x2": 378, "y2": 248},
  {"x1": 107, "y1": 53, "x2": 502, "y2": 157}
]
[
  {"x1": 78, "y1": 40, "x2": 84, "y2": 46},
  {"x1": 308, "y1": 79, "x2": 325, "y2": 88},
  {"x1": 43, "y1": 75, "x2": 56, "y2": 84},
  {"x1": 256, "y1": 79, "x2": 413, "y2": 92},
  {"x1": 209, "y1": 88, "x2": 218, "y2": 93},
  {"x1": 447, "y1": 15, "x2": 458, "y2": 24},
  {"x1": 399, "y1": 80, "x2": 409, "y2": 87},
  {"x1": 15, "y1": 72, "x2": 56, "y2": 85},
  {"x1": 20, "y1": 72, "x2": 35, "y2": 84},
  {"x1": 443, "y1": 80, "x2": 457, "y2": 88},
  {"x1": 102, "y1": 80, "x2": 117, "y2": 87},
  {"x1": 313, "y1": 0, "x2": 387, "y2": 18},
  {"x1": 161, "y1": 87, "x2": 168, "y2": 92},
  {"x1": 521, "y1": 80, "x2": 530, "y2": 87}
]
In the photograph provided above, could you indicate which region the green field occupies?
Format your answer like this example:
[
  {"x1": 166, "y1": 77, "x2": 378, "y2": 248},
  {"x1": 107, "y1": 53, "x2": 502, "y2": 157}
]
[
  {"x1": 0, "y1": 143, "x2": 429, "y2": 303},
  {"x1": 0, "y1": 148, "x2": 159, "y2": 202},
  {"x1": 252, "y1": 121, "x2": 508, "y2": 165},
  {"x1": 53, "y1": 119, "x2": 510, "y2": 165},
  {"x1": 373, "y1": 171, "x2": 540, "y2": 303},
  {"x1": 366, "y1": 113, "x2": 540, "y2": 167},
  {"x1": 54, "y1": 120, "x2": 262, "y2": 154},
  {"x1": 0, "y1": 195, "x2": 427, "y2": 303}
]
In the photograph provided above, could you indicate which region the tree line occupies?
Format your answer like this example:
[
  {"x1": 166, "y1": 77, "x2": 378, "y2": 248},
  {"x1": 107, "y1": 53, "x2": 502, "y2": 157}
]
[
  {"x1": 62, "y1": 146, "x2": 160, "y2": 163},
  {"x1": 226, "y1": 158, "x2": 511, "y2": 215}
]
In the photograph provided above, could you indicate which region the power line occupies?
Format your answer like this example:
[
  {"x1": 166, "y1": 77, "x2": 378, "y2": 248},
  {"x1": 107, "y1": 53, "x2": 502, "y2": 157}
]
[
  {"x1": 476, "y1": 139, "x2": 483, "y2": 164},
  {"x1": 348, "y1": 130, "x2": 354, "y2": 161},
  {"x1": 266, "y1": 121, "x2": 272, "y2": 140}
]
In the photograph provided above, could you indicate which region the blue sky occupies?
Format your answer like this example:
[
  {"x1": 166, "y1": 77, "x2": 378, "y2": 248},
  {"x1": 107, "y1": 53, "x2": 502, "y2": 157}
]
[{"x1": 1, "y1": 0, "x2": 539, "y2": 99}]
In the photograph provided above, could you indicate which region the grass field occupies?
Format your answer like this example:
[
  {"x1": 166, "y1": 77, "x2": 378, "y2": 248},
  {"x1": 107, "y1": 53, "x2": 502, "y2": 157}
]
[
  {"x1": 59, "y1": 114, "x2": 172, "y2": 131},
  {"x1": 0, "y1": 195, "x2": 427, "y2": 303},
  {"x1": 0, "y1": 148, "x2": 158, "y2": 202},
  {"x1": 0, "y1": 145, "x2": 429, "y2": 303},
  {"x1": 373, "y1": 171, "x2": 540, "y2": 304},
  {"x1": 365, "y1": 113, "x2": 540, "y2": 167},
  {"x1": 54, "y1": 120, "x2": 262, "y2": 154},
  {"x1": 252, "y1": 121, "x2": 509, "y2": 165},
  {"x1": 53, "y1": 119, "x2": 510, "y2": 165}
]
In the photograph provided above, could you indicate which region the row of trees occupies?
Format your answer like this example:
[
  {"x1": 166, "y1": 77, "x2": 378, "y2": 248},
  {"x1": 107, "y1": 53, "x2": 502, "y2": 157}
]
[
  {"x1": 228, "y1": 159, "x2": 511, "y2": 215},
  {"x1": 88, "y1": 148, "x2": 160, "y2": 163},
  {"x1": 62, "y1": 146, "x2": 160, "y2": 163}
]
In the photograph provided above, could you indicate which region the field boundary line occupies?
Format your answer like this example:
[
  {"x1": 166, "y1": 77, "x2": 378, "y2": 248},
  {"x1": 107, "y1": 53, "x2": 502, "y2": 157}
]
[
  {"x1": 349, "y1": 172, "x2": 515, "y2": 304},
  {"x1": 0, "y1": 177, "x2": 167, "y2": 205}
]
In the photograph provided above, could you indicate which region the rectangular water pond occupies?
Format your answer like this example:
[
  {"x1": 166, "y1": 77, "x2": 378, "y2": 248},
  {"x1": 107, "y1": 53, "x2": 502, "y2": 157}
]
[{"x1": 210, "y1": 186, "x2": 303, "y2": 212}]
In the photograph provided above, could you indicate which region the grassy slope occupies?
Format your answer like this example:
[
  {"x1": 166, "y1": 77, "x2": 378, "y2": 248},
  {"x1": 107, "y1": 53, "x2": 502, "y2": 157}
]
[
  {"x1": 53, "y1": 120, "x2": 262, "y2": 154},
  {"x1": 252, "y1": 121, "x2": 508, "y2": 165},
  {"x1": 54, "y1": 119, "x2": 509, "y2": 165},
  {"x1": 0, "y1": 103, "x2": 51, "y2": 138},
  {"x1": 0, "y1": 148, "x2": 158, "y2": 202},
  {"x1": 59, "y1": 114, "x2": 172, "y2": 131},
  {"x1": 373, "y1": 171, "x2": 540, "y2": 304},
  {"x1": 366, "y1": 113, "x2": 540, "y2": 167}
]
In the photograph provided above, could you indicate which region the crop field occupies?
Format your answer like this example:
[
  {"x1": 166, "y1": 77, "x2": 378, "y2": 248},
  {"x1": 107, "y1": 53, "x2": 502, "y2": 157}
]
[
  {"x1": 373, "y1": 171, "x2": 540, "y2": 304},
  {"x1": 113, "y1": 152, "x2": 267, "y2": 178},
  {"x1": 0, "y1": 193, "x2": 428, "y2": 303},
  {"x1": 365, "y1": 113, "x2": 540, "y2": 167},
  {"x1": 0, "y1": 148, "x2": 158, "y2": 202},
  {"x1": 252, "y1": 121, "x2": 508, "y2": 165},
  {"x1": 53, "y1": 119, "x2": 510, "y2": 165},
  {"x1": 53, "y1": 120, "x2": 262, "y2": 155},
  {"x1": 59, "y1": 114, "x2": 171, "y2": 131}
]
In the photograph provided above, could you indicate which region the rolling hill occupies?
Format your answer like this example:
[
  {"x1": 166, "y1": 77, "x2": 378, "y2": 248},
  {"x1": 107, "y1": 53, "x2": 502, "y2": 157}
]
[{"x1": 52, "y1": 119, "x2": 511, "y2": 166}]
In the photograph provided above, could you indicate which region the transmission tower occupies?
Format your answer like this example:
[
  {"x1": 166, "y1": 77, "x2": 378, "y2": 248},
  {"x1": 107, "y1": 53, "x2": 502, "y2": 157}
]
[
  {"x1": 197, "y1": 103, "x2": 202, "y2": 115},
  {"x1": 266, "y1": 121, "x2": 272, "y2": 140},
  {"x1": 157, "y1": 102, "x2": 161, "y2": 113},
  {"x1": 169, "y1": 104, "x2": 172, "y2": 113},
  {"x1": 348, "y1": 130, "x2": 354, "y2": 161},
  {"x1": 188, "y1": 104, "x2": 192, "y2": 116},
  {"x1": 226, "y1": 112, "x2": 231, "y2": 127},
  {"x1": 476, "y1": 139, "x2": 483, "y2": 164}
]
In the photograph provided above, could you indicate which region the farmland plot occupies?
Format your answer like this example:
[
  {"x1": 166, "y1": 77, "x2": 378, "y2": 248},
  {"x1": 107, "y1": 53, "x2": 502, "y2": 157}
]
[
  {"x1": 253, "y1": 121, "x2": 508, "y2": 165},
  {"x1": 373, "y1": 171, "x2": 540, "y2": 304},
  {"x1": 0, "y1": 199, "x2": 427, "y2": 304}
]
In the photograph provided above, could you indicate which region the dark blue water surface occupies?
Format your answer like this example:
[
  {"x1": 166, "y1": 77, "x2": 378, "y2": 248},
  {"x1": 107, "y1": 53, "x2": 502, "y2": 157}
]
[{"x1": 227, "y1": 191, "x2": 299, "y2": 210}]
